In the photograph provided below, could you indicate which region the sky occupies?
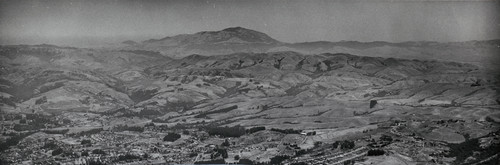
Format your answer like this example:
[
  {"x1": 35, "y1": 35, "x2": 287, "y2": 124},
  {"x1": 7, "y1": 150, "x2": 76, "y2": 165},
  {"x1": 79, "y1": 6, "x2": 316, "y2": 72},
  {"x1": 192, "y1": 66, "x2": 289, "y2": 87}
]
[{"x1": 0, "y1": 0, "x2": 499, "y2": 47}]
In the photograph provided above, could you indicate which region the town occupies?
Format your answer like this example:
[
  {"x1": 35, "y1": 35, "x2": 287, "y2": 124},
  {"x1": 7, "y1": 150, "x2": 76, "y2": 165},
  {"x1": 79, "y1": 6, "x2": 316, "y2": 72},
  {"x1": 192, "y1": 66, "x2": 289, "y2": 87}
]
[{"x1": 1, "y1": 112, "x2": 498, "y2": 165}]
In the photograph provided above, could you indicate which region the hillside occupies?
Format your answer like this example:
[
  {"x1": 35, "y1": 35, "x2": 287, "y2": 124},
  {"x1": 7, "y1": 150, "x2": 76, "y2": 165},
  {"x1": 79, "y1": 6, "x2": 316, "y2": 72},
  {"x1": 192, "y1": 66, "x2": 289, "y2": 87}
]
[{"x1": 1, "y1": 45, "x2": 498, "y2": 121}]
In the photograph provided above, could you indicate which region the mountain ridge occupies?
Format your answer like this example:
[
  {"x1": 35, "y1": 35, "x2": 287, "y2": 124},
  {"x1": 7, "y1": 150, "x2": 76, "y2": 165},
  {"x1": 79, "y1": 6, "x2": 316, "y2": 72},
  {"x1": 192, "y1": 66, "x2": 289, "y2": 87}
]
[
  {"x1": 119, "y1": 27, "x2": 499, "y2": 69},
  {"x1": 129, "y1": 27, "x2": 500, "y2": 46},
  {"x1": 141, "y1": 26, "x2": 281, "y2": 45}
]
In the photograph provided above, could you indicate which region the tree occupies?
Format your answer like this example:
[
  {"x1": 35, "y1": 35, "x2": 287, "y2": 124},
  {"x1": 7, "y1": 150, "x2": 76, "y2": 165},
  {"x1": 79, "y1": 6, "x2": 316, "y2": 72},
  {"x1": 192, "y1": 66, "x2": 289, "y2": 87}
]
[
  {"x1": 238, "y1": 159, "x2": 253, "y2": 164},
  {"x1": 214, "y1": 148, "x2": 228, "y2": 158},
  {"x1": 314, "y1": 141, "x2": 322, "y2": 147},
  {"x1": 118, "y1": 154, "x2": 140, "y2": 161},
  {"x1": 380, "y1": 134, "x2": 393, "y2": 142},
  {"x1": 92, "y1": 149, "x2": 106, "y2": 155},
  {"x1": 52, "y1": 148, "x2": 63, "y2": 156},
  {"x1": 246, "y1": 126, "x2": 266, "y2": 134},
  {"x1": 222, "y1": 139, "x2": 230, "y2": 147},
  {"x1": 81, "y1": 151, "x2": 89, "y2": 156},
  {"x1": 206, "y1": 125, "x2": 246, "y2": 137},
  {"x1": 344, "y1": 160, "x2": 355, "y2": 165},
  {"x1": 189, "y1": 152, "x2": 198, "y2": 157},
  {"x1": 194, "y1": 159, "x2": 225, "y2": 164},
  {"x1": 367, "y1": 149, "x2": 385, "y2": 156},
  {"x1": 163, "y1": 132, "x2": 181, "y2": 142},
  {"x1": 145, "y1": 122, "x2": 155, "y2": 127},
  {"x1": 370, "y1": 100, "x2": 378, "y2": 108},
  {"x1": 340, "y1": 140, "x2": 355, "y2": 150},
  {"x1": 270, "y1": 155, "x2": 290, "y2": 165},
  {"x1": 35, "y1": 96, "x2": 47, "y2": 105},
  {"x1": 332, "y1": 141, "x2": 339, "y2": 149},
  {"x1": 81, "y1": 139, "x2": 91, "y2": 146}
]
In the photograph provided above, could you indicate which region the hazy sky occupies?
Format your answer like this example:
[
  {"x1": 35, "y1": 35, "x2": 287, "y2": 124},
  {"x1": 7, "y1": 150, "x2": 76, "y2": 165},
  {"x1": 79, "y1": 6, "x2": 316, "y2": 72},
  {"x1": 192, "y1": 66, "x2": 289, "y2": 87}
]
[{"x1": 1, "y1": 0, "x2": 499, "y2": 47}]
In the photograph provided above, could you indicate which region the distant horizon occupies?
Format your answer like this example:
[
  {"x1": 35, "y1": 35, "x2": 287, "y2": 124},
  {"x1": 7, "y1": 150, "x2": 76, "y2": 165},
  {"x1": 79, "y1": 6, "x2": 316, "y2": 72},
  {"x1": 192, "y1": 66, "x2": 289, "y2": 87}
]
[
  {"x1": 2, "y1": 26, "x2": 500, "y2": 48},
  {"x1": 1, "y1": 0, "x2": 499, "y2": 47}
]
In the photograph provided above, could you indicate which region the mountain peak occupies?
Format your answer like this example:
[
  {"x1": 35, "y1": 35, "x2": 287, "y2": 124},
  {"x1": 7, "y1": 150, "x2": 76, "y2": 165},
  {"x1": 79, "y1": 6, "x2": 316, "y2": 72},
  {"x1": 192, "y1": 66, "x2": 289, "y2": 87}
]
[
  {"x1": 222, "y1": 26, "x2": 247, "y2": 32},
  {"x1": 142, "y1": 27, "x2": 281, "y2": 46}
]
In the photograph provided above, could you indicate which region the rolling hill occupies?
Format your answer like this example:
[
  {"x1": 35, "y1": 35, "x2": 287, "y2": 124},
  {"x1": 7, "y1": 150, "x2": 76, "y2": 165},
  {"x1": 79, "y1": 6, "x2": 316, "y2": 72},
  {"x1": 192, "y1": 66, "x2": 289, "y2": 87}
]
[{"x1": 1, "y1": 43, "x2": 498, "y2": 125}]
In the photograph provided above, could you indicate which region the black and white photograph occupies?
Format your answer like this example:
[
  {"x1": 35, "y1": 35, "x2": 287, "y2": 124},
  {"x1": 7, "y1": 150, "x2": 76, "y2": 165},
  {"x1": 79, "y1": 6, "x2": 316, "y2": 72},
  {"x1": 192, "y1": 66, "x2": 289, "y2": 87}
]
[{"x1": 0, "y1": 0, "x2": 499, "y2": 164}]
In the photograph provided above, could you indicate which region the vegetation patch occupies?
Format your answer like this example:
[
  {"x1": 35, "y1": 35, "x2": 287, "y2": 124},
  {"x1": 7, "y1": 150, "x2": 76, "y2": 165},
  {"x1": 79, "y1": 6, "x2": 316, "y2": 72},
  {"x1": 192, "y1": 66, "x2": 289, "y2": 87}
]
[{"x1": 194, "y1": 105, "x2": 238, "y2": 118}]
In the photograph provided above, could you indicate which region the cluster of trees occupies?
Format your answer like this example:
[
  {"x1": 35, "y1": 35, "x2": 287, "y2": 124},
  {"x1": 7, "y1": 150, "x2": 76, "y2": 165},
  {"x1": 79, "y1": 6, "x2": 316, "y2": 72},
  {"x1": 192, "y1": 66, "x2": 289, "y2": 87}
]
[
  {"x1": 331, "y1": 140, "x2": 355, "y2": 150},
  {"x1": 340, "y1": 140, "x2": 355, "y2": 150},
  {"x1": 367, "y1": 149, "x2": 385, "y2": 156},
  {"x1": 42, "y1": 142, "x2": 58, "y2": 150},
  {"x1": 246, "y1": 126, "x2": 266, "y2": 134},
  {"x1": 81, "y1": 151, "x2": 89, "y2": 156},
  {"x1": 194, "y1": 159, "x2": 225, "y2": 164},
  {"x1": 211, "y1": 148, "x2": 228, "y2": 159},
  {"x1": 370, "y1": 100, "x2": 378, "y2": 108},
  {"x1": 206, "y1": 125, "x2": 246, "y2": 137},
  {"x1": 113, "y1": 125, "x2": 144, "y2": 132},
  {"x1": 221, "y1": 139, "x2": 231, "y2": 147},
  {"x1": 116, "y1": 154, "x2": 142, "y2": 162},
  {"x1": 270, "y1": 155, "x2": 290, "y2": 164},
  {"x1": 195, "y1": 105, "x2": 238, "y2": 118},
  {"x1": 306, "y1": 131, "x2": 317, "y2": 136},
  {"x1": 92, "y1": 149, "x2": 106, "y2": 155},
  {"x1": 35, "y1": 96, "x2": 47, "y2": 105},
  {"x1": 163, "y1": 132, "x2": 181, "y2": 142},
  {"x1": 446, "y1": 137, "x2": 500, "y2": 164},
  {"x1": 52, "y1": 148, "x2": 64, "y2": 156},
  {"x1": 188, "y1": 152, "x2": 198, "y2": 157},
  {"x1": 380, "y1": 134, "x2": 393, "y2": 142},
  {"x1": 0, "y1": 132, "x2": 34, "y2": 151},
  {"x1": 270, "y1": 128, "x2": 302, "y2": 134},
  {"x1": 295, "y1": 149, "x2": 312, "y2": 156},
  {"x1": 0, "y1": 96, "x2": 16, "y2": 107},
  {"x1": 13, "y1": 124, "x2": 41, "y2": 131},
  {"x1": 15, "y1": 114, "x2": 56, "y2": 128},
  {"x1": 238, "y1": 159, "x2": 254, "y2": 164},
  {"x1": 144, "y1": 122, "x2": 155, "y2": 127},
  {"x1": 204, "y1": 125, "x2": 267, "y2": 138},
  {"x1": 171, "y1": 123, "x2": 188, "y2": 130},
  {"x1": 81, "y1": 139, "x2": 91, "y2": 146},
  {"x1": 343, "y1": 160, "x2": 355, "y2": 165}
]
